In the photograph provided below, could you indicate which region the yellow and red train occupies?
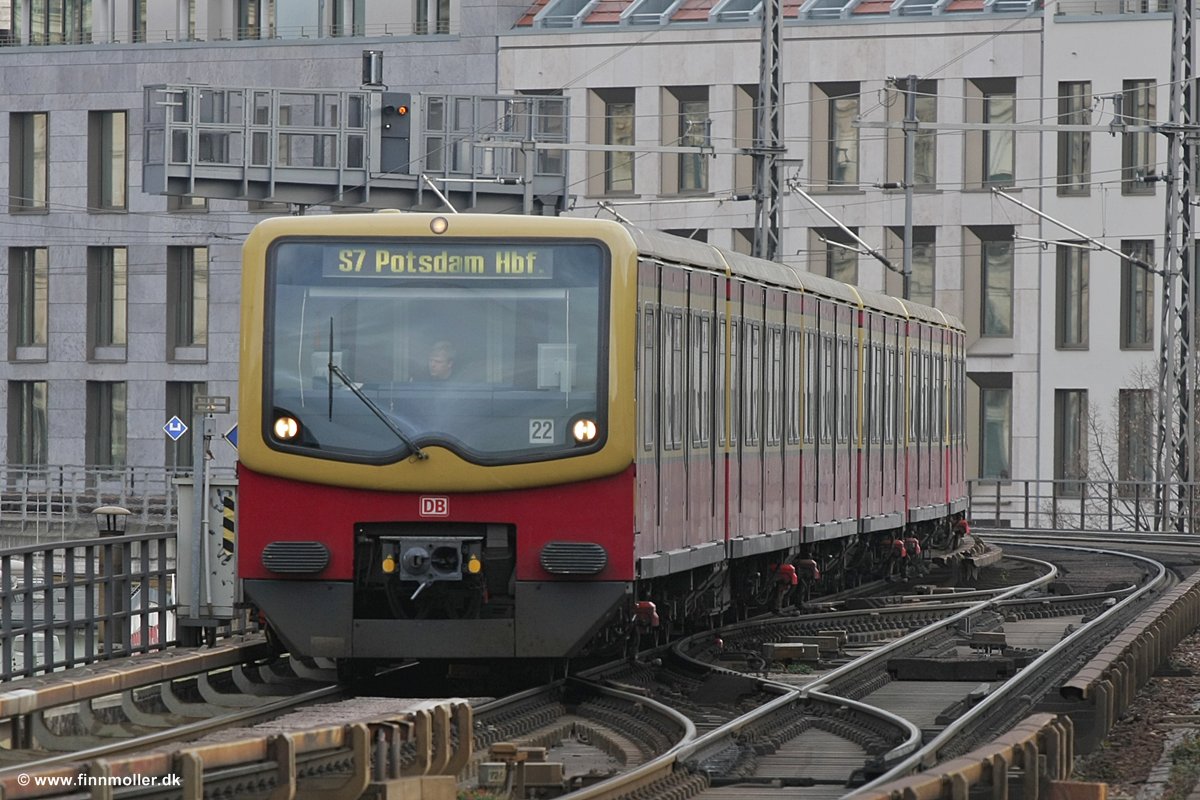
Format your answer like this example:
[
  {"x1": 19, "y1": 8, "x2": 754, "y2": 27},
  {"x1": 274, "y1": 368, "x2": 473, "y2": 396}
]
[{"x1": 236, "y1": 212, "x2": 967, "y2": 672}]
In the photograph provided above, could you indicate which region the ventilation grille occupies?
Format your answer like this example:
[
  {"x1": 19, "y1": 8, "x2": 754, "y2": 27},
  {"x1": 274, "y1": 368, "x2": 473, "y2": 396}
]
[
  {"x1": 540, "y1": 541, "x2": 608, "y2": 575},
  {"x1": 262, "y1": 541, "x2": 330, "y2": 574}
]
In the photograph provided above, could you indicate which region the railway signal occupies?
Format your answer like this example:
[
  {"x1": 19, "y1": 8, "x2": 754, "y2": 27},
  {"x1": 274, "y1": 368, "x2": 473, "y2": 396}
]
[{"x1": 380, "y1": 91, "x2": 412, "y2": 173}]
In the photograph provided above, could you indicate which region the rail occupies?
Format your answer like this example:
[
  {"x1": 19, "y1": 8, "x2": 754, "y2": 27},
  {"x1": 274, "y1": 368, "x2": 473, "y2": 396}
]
[
  {"x1": 0, "y1": 530, "x2": 251, "y2": 681},
  {"x1": 968, "y1": 477, "x2": 1200, "y2": 533}
]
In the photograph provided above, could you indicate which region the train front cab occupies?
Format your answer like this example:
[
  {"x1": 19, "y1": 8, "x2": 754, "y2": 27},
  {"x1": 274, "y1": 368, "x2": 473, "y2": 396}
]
[{"x1": 236, "y1": 213, "x2": 644, "y2": 663}]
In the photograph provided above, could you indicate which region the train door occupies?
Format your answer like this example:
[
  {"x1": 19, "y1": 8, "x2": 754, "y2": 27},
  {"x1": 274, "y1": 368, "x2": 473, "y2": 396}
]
[
  {"x1": 835, "y1": 301, "x2": 855, "y2": 524},
  {"x1": 658, "y1": 267, "x2": 689, "y2": 553},
  {"x1": 800, "y1": 295, "x2": 818, "y2": 535},
  {"x1": 764, "y1": 287, "x2": 786, "y2": 534},
  {"x1": 935, "y1": 327, "x2": 947, "y2": 509},
  {"x1": 813, "y1": 297, "x2": 837, "y2": 526},
  {"x1": 717, "y1": 281, "x2": 744, "y2": 542},
  {"x1": 686, "y1": 271, "x2": 718, "y2": 548},
  {"x1": 861, "y1": 310, "x2": 881, "y2": 521},
  {"x1": 880, "y1": 315, "x2": 902, "y2": 521},
  {"x1": 739, "y1": 283, "x2": 766, "y2": 537},
  {"x1": 635, "y1": 260, "x2": 661, "y2": 558},
  {"x1": 909, "y1": 323, "x2": 925, "y2": 513},
  {"x1": 782, "y1": 293, "x2": 804, "y2": 531},
  {"x1": 951, "y1": 332, "x2": 966, "y2": 504},
  {"x1": 900, "y1": 316, "x2": 913, "y2": 524}
]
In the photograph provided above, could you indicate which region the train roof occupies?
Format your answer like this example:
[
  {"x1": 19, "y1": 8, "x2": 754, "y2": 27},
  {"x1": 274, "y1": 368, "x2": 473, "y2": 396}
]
[{"x1": 625, "y1": 224, "x2": 964, "y2": 332}]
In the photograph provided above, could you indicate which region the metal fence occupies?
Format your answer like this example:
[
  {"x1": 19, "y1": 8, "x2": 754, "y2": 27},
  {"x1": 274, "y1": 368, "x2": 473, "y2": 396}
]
[
  {"x1": 0, "y1": 531, "x2": 176, "y2": 681},
  {"x1": 0, "y1": 529, "x2": 258, "y2": 682},
  {"x1": 969, "y1": 478, "x2": 1200, "y2": 533},
  {"x1": 0, "y1": 464, "x2": 236, "y2": 545}
]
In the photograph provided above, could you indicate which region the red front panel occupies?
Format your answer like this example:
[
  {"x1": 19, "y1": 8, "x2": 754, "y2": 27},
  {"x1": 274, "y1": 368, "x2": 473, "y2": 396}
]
[{"x1": 237, "y1": 464, "x2": 637, "y2": 583}]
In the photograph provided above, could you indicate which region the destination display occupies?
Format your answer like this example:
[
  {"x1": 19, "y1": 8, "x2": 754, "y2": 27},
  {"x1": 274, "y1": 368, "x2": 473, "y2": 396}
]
[{"x1": 322, "y1": 244, "x2": 555, "y2": 279}]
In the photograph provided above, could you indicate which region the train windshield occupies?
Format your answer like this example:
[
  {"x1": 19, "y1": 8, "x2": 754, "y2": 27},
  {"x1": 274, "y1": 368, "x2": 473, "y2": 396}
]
[{"x1": 265, "y1": 238, "x2": 609, "y2": 464}]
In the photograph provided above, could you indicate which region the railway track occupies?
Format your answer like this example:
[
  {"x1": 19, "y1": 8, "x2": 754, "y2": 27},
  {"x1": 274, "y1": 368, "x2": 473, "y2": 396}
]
[{"x1": 0, "y1": 537, "x2": 1185, "y2": 799}]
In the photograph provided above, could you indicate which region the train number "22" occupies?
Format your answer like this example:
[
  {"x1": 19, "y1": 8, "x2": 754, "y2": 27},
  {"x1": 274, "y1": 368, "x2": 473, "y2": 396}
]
[{"x1": 529, "y1": 419, "x2": 554, "y2": 445}]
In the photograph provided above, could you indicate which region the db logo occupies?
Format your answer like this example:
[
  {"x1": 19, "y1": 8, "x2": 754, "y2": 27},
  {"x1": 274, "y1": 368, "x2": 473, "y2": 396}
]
[{"x1": 419, "y1": 496, "x2": 449, "y2": 517}]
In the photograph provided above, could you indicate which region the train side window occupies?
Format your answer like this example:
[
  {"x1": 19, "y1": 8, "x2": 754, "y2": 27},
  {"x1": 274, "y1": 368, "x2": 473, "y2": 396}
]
[
  {"x1": 669, "y1": 310, "x2": 683, "y2": 450},
  {"x1": 691, "y1": 313, "x2": 711, "y2": 448},
  {"x1": 884, "y1": 347, "x2": 894, "y2": 444},
  {"x1": 803, "y1": 329, "x2": 816, "y2": 444},
  {"x1": 716, "y1": 317, "x2": 726, "y2": 447},
  {"x1": 641, "y1": 305, "x2": 656, "y2": 451},
  {"x1": 747, "y1": 322, "x2": 761, "y2": 447},
  {"x1": 870, "y1": 342, "x2": 882, "y2": 445},
  {"x1": 786, "y1": 328, "x2": 800, "y2": 445},
  {"x1": 724, "y1": 319, "x2": 734, "y2": 443},
  {"x1": 909, "y1": 349, "x2": 919, "y2": 442},
  {"x1": 822, "y1": 333, "x2": 834, "y2": 444},
  {"x1": 838, "y1": 337, "x2": 850, "y2": 444},
  {"x1": 926, "y1": 352, "x2": 936, "y2": 443},
  {"x1": 766, "y1": 326, "x2": 782, "y2": 447}
]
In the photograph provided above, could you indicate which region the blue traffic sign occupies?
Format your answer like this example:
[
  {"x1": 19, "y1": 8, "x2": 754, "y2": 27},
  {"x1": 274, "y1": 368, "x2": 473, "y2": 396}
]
[
  {"x1": 224, "y1": 423, "x2": 238, "y2": 450},
  {"x1": 164, "y1": 416, "x2": 189, "y2": 442}
]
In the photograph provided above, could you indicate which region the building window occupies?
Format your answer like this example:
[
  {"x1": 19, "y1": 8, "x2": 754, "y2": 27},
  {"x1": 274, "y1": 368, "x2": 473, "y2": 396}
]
[
  {"x1": 966, "y1": 78, "x2": 1015, "y2": 189},
  {"x1": 1056, "y1": 244, "x2": 1088, "y2": 349},
  {"x1": 10, "y1": 112, "x2": 48, "y2": 213},
  {"x1": 601, "y1": 91, "x2": 635, "y2": 195},
  {"x1": 88, "y1": 247, "x2": 127, "y2": 358},
  {"x1": 168, "y1": 194, "x2": 208, "y2": 212},
  {"x1": 414, "y1": 0, "x2": 449, "y2": 33},
  {"x1": 886, "y1": 226, "x2": 935, "y2": 305},
  {"x1": 815, "y1": 82, "x2": 859, "y2": 190},
  {"x1": 887, "y1": 79, "x2": 937, "y2": 191},
  {"x1": 1057, "y1": 81, "x2": 1091, "y2": 196},
  {"x1": 1119, "y1": 388, "x2": 1154, "y2": 492},
  {"x1": 979, "y1": 383, "x2": 1012, "y2": 479},
  {"x1": 1122, "y1": 79, "x2": 1156, "y2": 194},
  {"x1": 166, "y1": 381, "x2": 206, "y2": 468},
  {"x1": 88, "y1": 111, "x2": 127, "y2": 211},
  {"x1": 811, "y1": 228, "x2": 858, "y2": 285},
  {"x1": 1054, "y1": 389, "x2": 1088, "y2": 497},
  {"x1": 167, "y1": 246, "x2": 209, "y2": 359},
  {"x1": 31, "y1": 0, "x2": 91, "y2": 43},
  {"x1": 273, "y1": 0, "x2": 319, "y2": 36},
  {"x1": 669, "y1": 87, "x2": 708, "y2": 194},
  {"x1": 9, "y1": 248, "x2": 48, "y2": 359},
  {"x1": 86, "y1": 381, "x2": 126, "y2": 467},
  {"x1": 332, "y1": 0, "x2": 365, "y2": 35},
  {"x1": 238, "y1": 0, "x2": 271, "y2": 38},
  {"x1": 1121, "y1": 240, "x2": 1155, "y2": 349},
  {"x1": 977, "y1": 232, "x2": 1013, "y2": 337},
  {"x1": 8, "y1": 381, "x2": 47, "y2": 467}
]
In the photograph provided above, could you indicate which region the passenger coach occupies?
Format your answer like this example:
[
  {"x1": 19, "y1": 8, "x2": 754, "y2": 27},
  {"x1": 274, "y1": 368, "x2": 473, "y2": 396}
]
[{"x1": 235, "y1": 212, "x2": 966, "y2": 673}]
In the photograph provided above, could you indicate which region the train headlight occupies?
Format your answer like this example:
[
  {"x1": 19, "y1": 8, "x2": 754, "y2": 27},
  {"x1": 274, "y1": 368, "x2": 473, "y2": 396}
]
[
  {"x1": 382, "y1": 555, "x2": 397, "y2": 574},
  {"x1": 273, "y1": 415, "x2": 300, "y2": 441},
  {"x1": 572, "y1": 417, "x2": 598, "y2": 444},
  {"x1": 466, "y1": 554, "x2": 482, "y2": 574},
  {"x1": 430, "y1": 216, "x2": 449, "y2": 235}
]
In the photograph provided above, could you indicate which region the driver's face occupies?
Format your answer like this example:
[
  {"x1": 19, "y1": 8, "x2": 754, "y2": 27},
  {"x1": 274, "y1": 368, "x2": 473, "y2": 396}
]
[{"x1": 429, "y1": 354, "x2": 453, "y2": 379}]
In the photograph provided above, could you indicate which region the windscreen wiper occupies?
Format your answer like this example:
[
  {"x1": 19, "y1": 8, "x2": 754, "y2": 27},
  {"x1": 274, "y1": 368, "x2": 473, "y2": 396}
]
[{"x1": 325, "y1": 320, "x2": 427, "y2": 460}]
